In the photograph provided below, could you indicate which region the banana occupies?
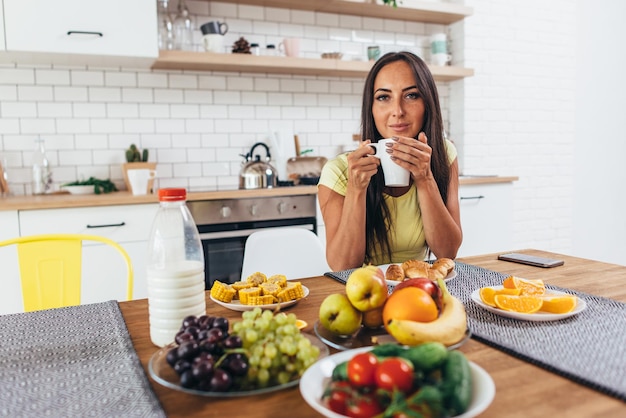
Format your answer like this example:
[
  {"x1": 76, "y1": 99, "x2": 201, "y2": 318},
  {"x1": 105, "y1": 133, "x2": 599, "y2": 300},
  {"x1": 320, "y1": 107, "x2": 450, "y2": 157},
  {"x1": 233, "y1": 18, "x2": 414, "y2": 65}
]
[{"x1": 385, "y1": 277, "x2": 467, "y2": 346}]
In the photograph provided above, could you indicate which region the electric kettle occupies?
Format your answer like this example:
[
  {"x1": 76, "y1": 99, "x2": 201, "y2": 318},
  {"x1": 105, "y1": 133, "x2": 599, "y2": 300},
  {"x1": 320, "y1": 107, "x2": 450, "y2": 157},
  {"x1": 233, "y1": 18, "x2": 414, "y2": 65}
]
[{"x1": 239, "y1": 142, "x2": 278, "y2": 189}]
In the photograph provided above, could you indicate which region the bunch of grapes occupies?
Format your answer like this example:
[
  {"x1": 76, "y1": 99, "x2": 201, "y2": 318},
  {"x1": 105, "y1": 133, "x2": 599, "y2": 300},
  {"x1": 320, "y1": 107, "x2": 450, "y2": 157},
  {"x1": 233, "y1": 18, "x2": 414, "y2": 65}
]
[
  {"x1": 232, "y1": 308, "x2": 320, "y2": 388},
  {"x1": 165, "y1": 315, "x2": 248, "y2": 392}
]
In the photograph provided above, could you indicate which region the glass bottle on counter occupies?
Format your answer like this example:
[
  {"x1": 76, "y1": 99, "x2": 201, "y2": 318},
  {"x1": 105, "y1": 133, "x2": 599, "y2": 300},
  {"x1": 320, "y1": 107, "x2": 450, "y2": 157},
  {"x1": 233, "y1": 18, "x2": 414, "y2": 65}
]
[
  {"x1": 173, "y1": 0, "x2": 193, "y2": 51},
  {"x1": 157, "y1": 0, "x2": 175, "y2": 51},
  {"x1": 31, "y1": 138, "x2": 52, "y2": 195},
  {"x1": 147, "y1": 188, "x2": 206, "y2": 347}
]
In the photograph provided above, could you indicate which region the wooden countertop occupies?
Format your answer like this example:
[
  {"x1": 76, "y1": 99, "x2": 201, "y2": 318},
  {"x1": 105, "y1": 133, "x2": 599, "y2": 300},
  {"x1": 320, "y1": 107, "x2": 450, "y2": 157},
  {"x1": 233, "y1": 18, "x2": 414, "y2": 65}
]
[
  {"x1": 119, "y1": 249, "x2": 625, "y2": 418},
  {"x1": 0, "y1": 177, "x2": 517, "y2": 212}
]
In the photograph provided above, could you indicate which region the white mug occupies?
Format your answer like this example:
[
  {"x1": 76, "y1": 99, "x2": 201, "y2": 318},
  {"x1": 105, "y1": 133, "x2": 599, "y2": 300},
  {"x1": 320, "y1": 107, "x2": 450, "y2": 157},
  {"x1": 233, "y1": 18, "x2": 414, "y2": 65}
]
[
  {"x1": 431, "y1": 53, "x2": 452, "y2": 66},
  {"x1": 203, "y1": 34, "x2": 224, "y2": 53},
  {"x1": 279, "y1": 38, "x2": 300, "y2": 57},
  {"x1": 127, "y1": 169, "x2": 156, "y2": 196},
  {"x1": 369, "y1": 139, "x2": 410, "y2": 187}
]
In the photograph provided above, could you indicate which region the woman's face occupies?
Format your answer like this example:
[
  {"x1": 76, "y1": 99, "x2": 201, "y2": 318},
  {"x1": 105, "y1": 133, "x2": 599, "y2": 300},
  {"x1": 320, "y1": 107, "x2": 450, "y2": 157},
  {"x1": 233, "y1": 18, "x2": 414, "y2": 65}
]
[{"x1": 372, "y1": 60, "x2": 425, "y2": 139}]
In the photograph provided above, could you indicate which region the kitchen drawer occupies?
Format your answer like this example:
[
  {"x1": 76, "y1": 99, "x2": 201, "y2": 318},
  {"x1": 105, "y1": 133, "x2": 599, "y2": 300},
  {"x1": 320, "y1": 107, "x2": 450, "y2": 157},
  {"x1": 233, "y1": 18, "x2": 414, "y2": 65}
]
[
  {"x1": 3, "y1": 0, "x2": 157, "y2": 58},
  {"x1": 19, "y1": 204, "x2": 159, "y2": 243}
]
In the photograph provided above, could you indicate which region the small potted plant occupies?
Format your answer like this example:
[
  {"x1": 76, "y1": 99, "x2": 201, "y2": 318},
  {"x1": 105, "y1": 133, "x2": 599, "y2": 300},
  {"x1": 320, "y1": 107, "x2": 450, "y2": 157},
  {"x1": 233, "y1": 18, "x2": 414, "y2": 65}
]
[{"x1": 122, "y1": 144, "x2": 157, "y2": 194}]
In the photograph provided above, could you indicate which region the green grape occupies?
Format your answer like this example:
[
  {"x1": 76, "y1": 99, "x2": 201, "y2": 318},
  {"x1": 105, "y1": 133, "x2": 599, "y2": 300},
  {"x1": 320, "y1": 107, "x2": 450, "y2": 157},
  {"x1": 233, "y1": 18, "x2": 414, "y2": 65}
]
[
  {"x1": 245, "y1": 328, "x2": 258, "y2": 344},
  {"x1": 261, "y1": 310, "x2": 273, "y2": 321},
  {"x1": 260, "y1": 356, "x2": 271, "y2": 369},
  {"x1": 264, "y1": 342, "x2": 277, "y2": 359},
  {"x1": 257, "y1": 368, "x2": 270, "y2": 386},
  {"x1": 277, "y1": 371, "x2": 291, "y2": 385}
]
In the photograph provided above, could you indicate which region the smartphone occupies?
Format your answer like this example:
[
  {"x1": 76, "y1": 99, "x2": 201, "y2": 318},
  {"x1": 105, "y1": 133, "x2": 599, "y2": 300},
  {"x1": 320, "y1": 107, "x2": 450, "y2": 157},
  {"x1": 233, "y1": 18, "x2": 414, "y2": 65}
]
[{"x1": 497, "y1": 253, "x2": 564, "y2": 268}]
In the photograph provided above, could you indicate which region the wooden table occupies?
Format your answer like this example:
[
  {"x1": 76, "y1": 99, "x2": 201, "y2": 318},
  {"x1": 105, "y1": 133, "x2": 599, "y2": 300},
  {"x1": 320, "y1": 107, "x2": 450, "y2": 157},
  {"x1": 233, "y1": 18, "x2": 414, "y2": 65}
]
[{"x1": 119, "y1": 250, "x2": 626, "y2": 417}]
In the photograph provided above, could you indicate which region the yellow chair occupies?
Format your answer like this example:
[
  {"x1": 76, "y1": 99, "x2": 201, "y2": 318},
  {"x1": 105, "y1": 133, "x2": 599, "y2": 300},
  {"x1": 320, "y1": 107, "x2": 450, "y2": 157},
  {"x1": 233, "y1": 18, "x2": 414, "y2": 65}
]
[{"x1": 0, "y1": 234, "x2": 133, "y2": 312}]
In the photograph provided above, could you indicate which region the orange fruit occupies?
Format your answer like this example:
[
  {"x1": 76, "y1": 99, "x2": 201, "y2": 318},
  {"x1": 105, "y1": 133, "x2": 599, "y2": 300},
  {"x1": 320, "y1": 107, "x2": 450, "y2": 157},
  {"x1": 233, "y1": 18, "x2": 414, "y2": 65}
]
[
  {"x1": 540, "y1": 295, "x2": 577, "y2": 314},
  {"x1": 494, "y1": 295, "x2": 543, "y2": 313},
  {"x1": 479, "y1": 287, "x2": 522, "y2": 307},
  {"x1": 502, "y1": 276, "x2": 546, "y2": 296},
  {"x1": 383, "y1": 287, "x2": 438, "y2": 324}
]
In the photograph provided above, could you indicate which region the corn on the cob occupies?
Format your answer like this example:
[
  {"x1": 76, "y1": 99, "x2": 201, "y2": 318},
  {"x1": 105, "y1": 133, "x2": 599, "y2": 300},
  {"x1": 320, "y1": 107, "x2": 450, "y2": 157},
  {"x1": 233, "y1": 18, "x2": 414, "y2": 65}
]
[
  {"x1": 260, "y1": 282, "x2": 281, "y2": 297},
  {"x1": 246, "y1": 294, "x2": 277, "y2": 305},
  {"x1": 266, "y1": 274, "x2": 287, "y2": 288},
  {"x1": 246, "y1": 272, "x2": 267, "y2": 286},
  {"x1": 210, "y1": 281, "x2": 237, "y2": 303},
  {"x1": 239, "y1": 287, "x2": 262, "y2": 305},
  {"x1": 277, "y1": 281, "x2": 305, "y2": 302}
]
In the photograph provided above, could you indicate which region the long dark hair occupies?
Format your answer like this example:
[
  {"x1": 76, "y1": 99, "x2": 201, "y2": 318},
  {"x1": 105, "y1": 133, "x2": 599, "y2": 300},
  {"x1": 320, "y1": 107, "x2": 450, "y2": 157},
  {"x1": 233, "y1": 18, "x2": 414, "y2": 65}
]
[{"x1": 360, "y1": 51, "x2": 450, "y2": 263}]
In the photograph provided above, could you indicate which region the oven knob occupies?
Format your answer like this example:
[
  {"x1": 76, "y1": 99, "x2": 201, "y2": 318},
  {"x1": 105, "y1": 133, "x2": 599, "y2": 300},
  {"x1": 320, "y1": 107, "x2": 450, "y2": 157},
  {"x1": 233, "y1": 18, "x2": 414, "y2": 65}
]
[
  {"x1": 277, "y1": 201, "x2": 288, "y2": 214},
  {"x1": 220, "y1": 206, "x2": 232, "y2": 218},
  {"x1": 249, "y1": 204, "x2": 258, "y2": 216}
]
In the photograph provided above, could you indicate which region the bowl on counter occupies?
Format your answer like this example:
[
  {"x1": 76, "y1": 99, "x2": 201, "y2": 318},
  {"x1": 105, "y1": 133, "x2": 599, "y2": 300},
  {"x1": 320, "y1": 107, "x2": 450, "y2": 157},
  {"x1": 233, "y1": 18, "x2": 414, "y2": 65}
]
[{"x1": 61, "y1": 185, "x2": 95, "y2": 195}]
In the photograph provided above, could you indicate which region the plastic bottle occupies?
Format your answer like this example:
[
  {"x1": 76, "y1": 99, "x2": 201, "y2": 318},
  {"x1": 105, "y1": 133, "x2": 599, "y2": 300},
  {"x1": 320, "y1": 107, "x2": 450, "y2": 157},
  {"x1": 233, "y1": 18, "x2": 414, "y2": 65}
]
[
  {"x1": 147, "y1": 188, "x2": 206, "y2": 347},
  {"x1": 31, "y1": 138, "x2": 52, "y2": 195}
]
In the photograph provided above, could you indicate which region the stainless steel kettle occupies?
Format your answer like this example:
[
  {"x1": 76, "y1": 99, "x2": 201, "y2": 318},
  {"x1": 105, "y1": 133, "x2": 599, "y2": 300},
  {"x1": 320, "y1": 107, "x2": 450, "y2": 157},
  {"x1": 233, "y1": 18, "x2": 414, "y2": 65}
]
[{"x1": 239, "y1": 142, "x2": 278, "y2": 189}]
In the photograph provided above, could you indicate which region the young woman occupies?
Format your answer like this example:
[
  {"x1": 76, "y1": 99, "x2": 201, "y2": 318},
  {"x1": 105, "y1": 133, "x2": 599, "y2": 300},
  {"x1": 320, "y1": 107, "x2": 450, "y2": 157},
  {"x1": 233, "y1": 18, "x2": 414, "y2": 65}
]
[{"x1": 318, "y1": 51, "x2": 462, "y2": 271}]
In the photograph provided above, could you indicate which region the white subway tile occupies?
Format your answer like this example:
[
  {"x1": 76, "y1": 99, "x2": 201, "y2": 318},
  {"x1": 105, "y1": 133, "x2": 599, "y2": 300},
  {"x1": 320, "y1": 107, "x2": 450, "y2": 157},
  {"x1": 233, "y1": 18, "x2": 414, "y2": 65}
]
[
  {"x1": 124, "y1": 119, "x2": 155, "y2": 134},
  {"x1": 107, "y1": 103, "x2": 139, "y2": 118},
  {"x1": 186, "y1": 119, "x2": 214, "y2": 133},
  {"x1": 184, "y1": 90, "x2": 213, "y2": 103},
  {"x1": 74, "y1": 134, "x2": 108, "y2": 150},
  {"x1": 72, "y1": 70, "x2": 104, "y2": 86},
  {"x1": 17, "y1": 85, "x2": 53, "y2": 101},
  {"x1": 171, "y1": 104, "x2": 201, "y2": 118},
  {"x1": 169, "y1": 74, "x2": 199, "y2": 89},
  {"x1": 198, "y1": 75, "x2": 228, "y2": 90},
  {"x1": 291, "y1": 10, "x2": 315, "y2": 25},
  {"x1": 1, "y1": 102, "x2": 37, "y2": 118},
  {"x1": 0, "y1": 119, "x2": 20, "y2": 135},
  {"x1": 157, "y1": 148, "x2": 187, "y2": 163},
  {"x1": 137, "y1": 73, "x2": 168, "y2": 88},
  {"x1": 155, "y1": 89, "x2": 184, "y2": 103},
  {"x1": 255, "y1": 106, "x2": 281, "y2": 120},
  {"x1": 202, "y1": 161, "x2": 229, "y2": 176},
  {"x1": 0, "y1": 68, "x2": 35, "y2": 84},
  {"x1": 20, "y1": 119, "x2": 56, "y2": 134},
  {"x1": 214, "y1": 119, "x2": 243, "y2": 133},
  {"x1": 91, "y1": 119, "x2": 123, "y2": 134},
  {"x1": 56, "y1": 119, "x2": 90, "y2": 134},
  {"x1": 89, "y1": 87, "x2": 121, "y2": 102},
  {"x1": 214, "y1": 90, "x2": 241, "y2": 105},
  {"x1": 174, "y1": 163, "x2": 203, "y2": 177},
  {"x1": 105, "y1": 72, "x2": 137, "y2": 87},
  {"x1": 37, "y1": 103, "x2": 72, "y2": 118},
  {"x1": 54, "y1": 86, "x2": 89, "y2": 102},
  {"x1": 73, "y1": 103, "x2": 106, "y2": 118},
  {"x1": 200, "y1": 105, "x2": 228, "y2": 119},
  {"x1": 35, "y1": 69, "x2": 70, "y2": 86}
]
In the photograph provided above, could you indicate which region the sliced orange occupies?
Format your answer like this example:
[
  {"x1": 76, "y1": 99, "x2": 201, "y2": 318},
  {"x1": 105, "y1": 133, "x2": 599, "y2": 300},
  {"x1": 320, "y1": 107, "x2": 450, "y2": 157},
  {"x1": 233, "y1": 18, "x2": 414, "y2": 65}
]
[
  {"x1": 494, "y1": 295, "x2": 543, "y2": 314},
  {"x1": 540, "y1": 295, "x2": 577, "y2": 314},
  {"x1": 502, "y1": 276, "x2": 546, "y2": 296},
  {"x1": 479, "y1": 287, "x2": 522, "y2": 307}
]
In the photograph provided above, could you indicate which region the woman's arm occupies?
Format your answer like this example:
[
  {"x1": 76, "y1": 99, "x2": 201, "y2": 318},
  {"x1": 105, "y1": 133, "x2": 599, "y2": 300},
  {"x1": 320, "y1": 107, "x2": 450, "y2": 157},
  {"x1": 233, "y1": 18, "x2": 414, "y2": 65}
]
[{"x1": 318, "y1": 142, "x2": 380, "y2": 270}]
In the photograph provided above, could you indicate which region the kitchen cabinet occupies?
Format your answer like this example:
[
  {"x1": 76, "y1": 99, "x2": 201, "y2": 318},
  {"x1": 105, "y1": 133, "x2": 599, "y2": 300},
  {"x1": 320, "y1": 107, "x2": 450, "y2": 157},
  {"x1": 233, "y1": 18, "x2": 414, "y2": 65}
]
[
  {"x1": 0, "y1": 210, "x2": 21, "y2": 315},
  {"x1": 457, "y1": 182, "x2": 514, "y2": 258},
  {"x1": 0, "y1": 2, "x2": 5, "y2": 51},
  {"x1": 18, "y1": 203, "x2": 159, "y2": 305},
  {"x1": 1, "y1": 0, "x2": 158, "y2": 66},
  {"x1": 152, "y1": 0, "x2": 474, "y2": 80}
]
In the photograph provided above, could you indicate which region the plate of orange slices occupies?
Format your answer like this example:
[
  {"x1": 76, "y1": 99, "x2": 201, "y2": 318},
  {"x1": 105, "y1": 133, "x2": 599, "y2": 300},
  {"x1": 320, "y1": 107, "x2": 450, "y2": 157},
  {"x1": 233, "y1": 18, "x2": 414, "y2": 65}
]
[{"x1": 471, "y1": 276, "x2": 586, "y2": 321}]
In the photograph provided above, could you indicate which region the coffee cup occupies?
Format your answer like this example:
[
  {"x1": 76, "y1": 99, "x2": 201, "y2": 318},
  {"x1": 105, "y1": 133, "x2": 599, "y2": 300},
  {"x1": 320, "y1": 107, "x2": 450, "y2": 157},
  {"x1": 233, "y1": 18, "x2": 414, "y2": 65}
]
[
  {"x1": 200, "y1": 21, "x2": 228, "y2": 35},
  {"x1": 431, "y1": 53, "x2": 452, "y2": 66},
  {"x1": 203, "y1": 34, "x2": 224, "y2": 53},
  {"x1": 279, "y1": 38, "x2": 300, "y2": 57},
  {"x1": 368, "y1": 139, "x2": 410, "y2": 187},
  {"x1": 127, "y1": 169, "x2": 156, "y2": 196},
  {"x1": 367, "y1": 45, "x2": 381, "y2": 61}
]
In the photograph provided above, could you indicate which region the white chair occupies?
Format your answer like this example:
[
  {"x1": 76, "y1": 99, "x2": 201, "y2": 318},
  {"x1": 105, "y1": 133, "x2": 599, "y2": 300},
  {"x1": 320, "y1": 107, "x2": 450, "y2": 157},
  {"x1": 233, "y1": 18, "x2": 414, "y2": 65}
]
[{"x1": 240, "y1": 228, "x2": 330, "y2": 280}]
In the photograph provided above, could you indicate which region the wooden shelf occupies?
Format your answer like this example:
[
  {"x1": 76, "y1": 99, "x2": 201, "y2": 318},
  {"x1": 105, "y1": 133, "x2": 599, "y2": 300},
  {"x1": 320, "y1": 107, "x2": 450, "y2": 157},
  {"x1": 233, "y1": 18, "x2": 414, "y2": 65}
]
[
  {"x1": 218, "y1": 0, "x2": 473, "y2": 25},
  {"x1": 152, "y1": 51, "x2": 474, "y2": 81}
]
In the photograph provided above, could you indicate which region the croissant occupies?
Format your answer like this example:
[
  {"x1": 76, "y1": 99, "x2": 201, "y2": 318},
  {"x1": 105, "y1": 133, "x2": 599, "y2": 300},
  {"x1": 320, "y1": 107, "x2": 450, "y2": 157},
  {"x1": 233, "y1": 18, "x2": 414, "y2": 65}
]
[
  {"x1": 401, "y1": 259, "x2": 430, "y2": 279},
  {"x1": 385, "y1": 264, "x2": 405, "y2": 281},
  {"x1": 432, "y1": 258, "x2": 455, "y2": 275}
]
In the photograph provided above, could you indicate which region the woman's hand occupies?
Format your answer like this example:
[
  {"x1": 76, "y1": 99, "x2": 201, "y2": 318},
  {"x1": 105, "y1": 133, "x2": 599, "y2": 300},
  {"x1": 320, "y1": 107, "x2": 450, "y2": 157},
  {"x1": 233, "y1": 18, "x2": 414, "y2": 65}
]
[
  {"x1": 347, "y1": 140, "x2": 380, "y2": 190},
  {"x1": 388, "y1": 132, "x2": 433, "y2": 183}
]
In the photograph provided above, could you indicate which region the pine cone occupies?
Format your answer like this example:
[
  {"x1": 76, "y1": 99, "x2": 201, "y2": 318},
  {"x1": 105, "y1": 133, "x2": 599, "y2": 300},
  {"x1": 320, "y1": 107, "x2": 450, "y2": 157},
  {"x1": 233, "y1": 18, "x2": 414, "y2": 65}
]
[{"x1": 232, "y1": 37, "x2": 251, "y2": 54}]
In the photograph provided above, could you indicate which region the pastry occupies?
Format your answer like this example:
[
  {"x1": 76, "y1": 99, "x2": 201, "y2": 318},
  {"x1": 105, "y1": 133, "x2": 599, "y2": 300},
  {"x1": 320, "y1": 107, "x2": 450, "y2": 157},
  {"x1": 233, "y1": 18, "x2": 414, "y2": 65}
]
[
  {"x1": 385, "y1": 264, "x2": 405, "y2": 281},
  {"x1": 432, "y1": 258, "x2": 455, "y2": 275},
  {"x1": 402, "y1": 259, "x2": 430, "y2": 279}
]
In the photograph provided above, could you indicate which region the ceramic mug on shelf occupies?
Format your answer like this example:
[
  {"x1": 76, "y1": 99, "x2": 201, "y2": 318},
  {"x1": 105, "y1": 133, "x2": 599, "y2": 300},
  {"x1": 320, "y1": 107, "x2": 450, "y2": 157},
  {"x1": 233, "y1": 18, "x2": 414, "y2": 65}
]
[
  {"x1": 367, "y1": 45, "x2": 381, "y2": 61},
  {"x1": 279, "y1": 38, "x2": 300, "y2": 57},
  {"x1": 430, "y1": 33, "x2": 451, "y2": 65},
  {"x1": 127, "y1": 169, "x2": 157, "y2": 196},
  {"x1": 203, "y1": 34, "x2": 224, "y2": 53},
  {"x1": 368, "y1": 139, "x2": 410, "y2": 187},
  {"x1": 200, "y1": 21, "x2": 228, "y2": 36}
]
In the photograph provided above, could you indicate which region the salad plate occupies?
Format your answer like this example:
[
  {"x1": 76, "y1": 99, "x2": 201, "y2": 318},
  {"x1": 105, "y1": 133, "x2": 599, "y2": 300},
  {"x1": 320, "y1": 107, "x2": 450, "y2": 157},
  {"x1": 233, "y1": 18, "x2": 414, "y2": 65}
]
[
  {"x1": 299, "y1": 346, "x2": 495, "y2": 418},
  {"x1": 470, "y1": 286, "x2": 587, "y2": 321},
  {"x1": 210, "y1": 285, "x2": 309, "y2": 312},
  {"x1": 149, "y1": 333, "x2": 328, "y2": 397}
]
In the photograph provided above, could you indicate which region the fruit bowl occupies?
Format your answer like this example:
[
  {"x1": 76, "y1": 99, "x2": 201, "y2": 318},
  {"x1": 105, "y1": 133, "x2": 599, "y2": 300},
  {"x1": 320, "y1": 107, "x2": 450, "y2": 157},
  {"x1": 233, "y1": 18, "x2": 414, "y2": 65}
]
[{"x1": 313, "y1": 320, "x2": 471, "y2": 352}]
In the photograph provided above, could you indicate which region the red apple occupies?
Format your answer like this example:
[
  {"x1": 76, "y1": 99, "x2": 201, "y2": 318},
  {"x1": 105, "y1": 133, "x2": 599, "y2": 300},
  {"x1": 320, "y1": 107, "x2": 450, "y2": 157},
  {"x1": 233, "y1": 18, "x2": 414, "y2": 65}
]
[{"x1": 393, "y1": 278, "x2": 442, "y2": 311}]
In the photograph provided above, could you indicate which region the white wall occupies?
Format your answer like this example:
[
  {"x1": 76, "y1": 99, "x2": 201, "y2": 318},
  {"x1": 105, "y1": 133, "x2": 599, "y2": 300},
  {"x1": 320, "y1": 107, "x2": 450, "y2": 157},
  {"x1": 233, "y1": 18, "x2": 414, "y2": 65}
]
[{"x1": 573, "y1": 0, "x2": 626, "y2": 265}]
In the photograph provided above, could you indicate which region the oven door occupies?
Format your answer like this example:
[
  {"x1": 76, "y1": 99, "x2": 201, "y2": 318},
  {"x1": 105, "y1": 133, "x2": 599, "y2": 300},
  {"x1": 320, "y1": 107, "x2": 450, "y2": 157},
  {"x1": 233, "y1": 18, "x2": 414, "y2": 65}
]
[{"x1": 198, "y1": 217, "x2": 317, "y2": 288}]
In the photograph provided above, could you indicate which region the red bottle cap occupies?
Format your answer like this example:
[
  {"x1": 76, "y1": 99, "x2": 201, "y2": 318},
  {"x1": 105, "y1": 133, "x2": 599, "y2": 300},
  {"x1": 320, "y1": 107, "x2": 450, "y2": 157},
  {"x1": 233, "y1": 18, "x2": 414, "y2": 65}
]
[{"x1": 158, "y1": 188, "x2": 187, "y2": 201}]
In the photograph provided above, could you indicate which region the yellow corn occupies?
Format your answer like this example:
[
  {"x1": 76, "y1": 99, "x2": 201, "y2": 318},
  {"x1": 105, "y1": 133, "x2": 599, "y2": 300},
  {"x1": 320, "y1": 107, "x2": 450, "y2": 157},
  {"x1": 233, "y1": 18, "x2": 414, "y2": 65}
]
[
  {"x1": 210, "y1": 281, "x2": 237, "y2": 303},
  {"x1": 246, "y1": 295, "x2": 277, "y2": 305},
  {"x1": 277, "y1": 281, "x2": 305, "y2": 302},
  {"x1": 260, "y1": 282, "x2": 281, "y2": 297},
  {"x1": 239, "y1": 287, "x2": 262, "y2": 305},
  {"x1": 266, "y1": 274, "x2": 287, "y2": 288},
  {"x1": 246, "y1": 272, "x2": 267, "y2": 286}
]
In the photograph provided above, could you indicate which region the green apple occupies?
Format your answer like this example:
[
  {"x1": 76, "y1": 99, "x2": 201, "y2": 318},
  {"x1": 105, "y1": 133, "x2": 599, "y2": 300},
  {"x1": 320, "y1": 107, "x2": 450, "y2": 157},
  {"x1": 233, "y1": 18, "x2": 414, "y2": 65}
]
[
  {"x1": 319, "y1": 293, "x2": 362, "y2": 336},
  {"x1": 345, "y1": 265, "x2": 388, "y2": 312}
]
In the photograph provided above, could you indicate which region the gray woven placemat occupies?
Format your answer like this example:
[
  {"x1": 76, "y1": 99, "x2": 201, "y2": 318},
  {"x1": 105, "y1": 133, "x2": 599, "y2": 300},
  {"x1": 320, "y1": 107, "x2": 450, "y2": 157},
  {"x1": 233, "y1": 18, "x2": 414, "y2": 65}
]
[
  {"x1": 0, "y1": 301, "x2": 166, "y2": 417},
  {"x1": 325, "y1": 263, "x2": 626, "y2": 401}
]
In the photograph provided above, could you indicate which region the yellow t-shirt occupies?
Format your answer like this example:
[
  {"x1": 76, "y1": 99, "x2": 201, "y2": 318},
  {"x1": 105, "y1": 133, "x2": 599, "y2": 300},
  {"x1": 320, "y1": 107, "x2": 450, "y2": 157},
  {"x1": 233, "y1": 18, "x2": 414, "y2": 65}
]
[{"x1": 318, "y1": 139, "x2": 457, "y2": 265}]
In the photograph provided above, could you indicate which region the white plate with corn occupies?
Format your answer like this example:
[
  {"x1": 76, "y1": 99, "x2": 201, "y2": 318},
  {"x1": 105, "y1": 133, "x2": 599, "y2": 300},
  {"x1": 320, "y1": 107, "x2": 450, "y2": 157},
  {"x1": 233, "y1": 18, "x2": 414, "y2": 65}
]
[{"x1": 210, "y1": 278, "x2": 309, "y2": 312}]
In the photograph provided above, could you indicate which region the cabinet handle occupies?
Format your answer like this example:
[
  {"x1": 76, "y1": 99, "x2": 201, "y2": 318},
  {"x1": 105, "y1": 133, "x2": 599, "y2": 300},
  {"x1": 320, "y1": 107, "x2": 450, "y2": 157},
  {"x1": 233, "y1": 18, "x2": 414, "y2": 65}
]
[
  {"x1": 67, "y1": 31, "x2": 104, "y2": 37},
  {"x1": 460, "y1": 195, "x2": 485, "y2": 200},
  {"x1": 86, "y1": 222, "x2": 125, "y2": 229}
]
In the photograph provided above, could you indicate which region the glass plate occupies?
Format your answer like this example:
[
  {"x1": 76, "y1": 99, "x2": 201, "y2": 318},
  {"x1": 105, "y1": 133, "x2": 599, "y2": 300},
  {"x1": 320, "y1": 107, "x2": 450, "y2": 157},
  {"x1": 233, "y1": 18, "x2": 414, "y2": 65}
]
[
  {"x1": 148, "y1": 333, "x2": 329, "y2": 397},
  {"x1": 314, "y1": 320, "x2": 471, "y2": 351},
  {"x1": 210, "y1": 285, "x2": 309, "y2": 312}
]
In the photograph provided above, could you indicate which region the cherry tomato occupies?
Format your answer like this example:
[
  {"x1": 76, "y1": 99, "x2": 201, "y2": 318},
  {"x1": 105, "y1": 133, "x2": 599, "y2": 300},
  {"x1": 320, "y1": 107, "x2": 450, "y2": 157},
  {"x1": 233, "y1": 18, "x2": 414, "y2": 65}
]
[
  {"x1": 347, "y1": 352, "x2": 379, "y2": 388},
  {"x1": 375, "y1": 357, "x2": 414, "y2": 394},
  {"x1": 346, "y1": 393, "x2": 384, "y2": 418},
  {"x1": 324, "y1": 381, "x2": 352, "y2": 415}
]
